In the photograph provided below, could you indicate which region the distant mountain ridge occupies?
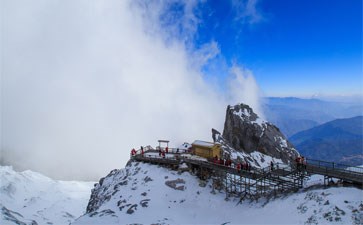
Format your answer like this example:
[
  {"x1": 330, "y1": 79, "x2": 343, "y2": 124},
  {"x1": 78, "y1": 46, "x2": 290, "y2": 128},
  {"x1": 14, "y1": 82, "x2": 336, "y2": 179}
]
[
  {"x1": 0, "y1": 165, "x2": 93, "y2": 224},
  {"x1": 263, "y1": 97, "x2": 363, "y2": 137},
  {"x1": 290, "y1": 116, "x2": 363, "y2": 165}
]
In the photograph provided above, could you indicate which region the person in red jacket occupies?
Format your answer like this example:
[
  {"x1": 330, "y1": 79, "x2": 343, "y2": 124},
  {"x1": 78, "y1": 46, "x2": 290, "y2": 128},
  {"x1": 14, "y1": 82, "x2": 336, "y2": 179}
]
[
  {"x1": 165, "y1": 147, "x2": 169, "y2": 153},
  {"x1": 236, "y1": 163, "x2": 241, "y2": 172},
  {"x1": 141, "y1": 148, "x2": 144, "y2": 157},
  {"x1": 226, "y1": 159, "x2": 231, "y2": 167},
  {"x1": 213, "y1": 155, "x2": 218, "y2": 164},
  {"x1": 131, "y1": 148, "x2": 136, "y2": 156}
]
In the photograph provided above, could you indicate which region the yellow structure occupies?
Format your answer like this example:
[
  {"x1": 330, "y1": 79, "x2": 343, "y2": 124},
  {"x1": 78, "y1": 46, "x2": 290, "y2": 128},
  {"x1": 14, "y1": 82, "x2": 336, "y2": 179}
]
[{"x1": 192, "y1": 140, "x2": 221, "y2": 159}]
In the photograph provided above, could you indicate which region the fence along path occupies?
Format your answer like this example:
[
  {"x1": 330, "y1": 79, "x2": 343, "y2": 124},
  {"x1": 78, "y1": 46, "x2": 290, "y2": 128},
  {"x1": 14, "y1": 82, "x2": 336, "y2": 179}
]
[
  {"x1": 305, "y1": 158, "x2": 363, "y2": 184},
  {"x1": 132, "y1": 150, "x2": 363, "y2": 193}
]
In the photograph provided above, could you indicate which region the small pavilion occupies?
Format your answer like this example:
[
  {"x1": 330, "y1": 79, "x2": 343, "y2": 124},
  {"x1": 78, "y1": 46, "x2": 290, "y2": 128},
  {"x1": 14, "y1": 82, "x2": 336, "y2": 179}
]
[{"x1": 158, "y1": 140, "x2": 169, "y2": 150}]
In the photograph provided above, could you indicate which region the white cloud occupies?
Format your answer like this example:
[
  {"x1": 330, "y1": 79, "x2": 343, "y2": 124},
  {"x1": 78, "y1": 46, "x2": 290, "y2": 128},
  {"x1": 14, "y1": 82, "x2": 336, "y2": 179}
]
[
  {"x1": 232, "y1": 0, "x2": 264, "y2": 25},
  {"x1": 1, "y1": 0, "x2": 264, "y2": 180},
  {"x1": 228, "y1": 65, "x2": 265, "y2": 119}
]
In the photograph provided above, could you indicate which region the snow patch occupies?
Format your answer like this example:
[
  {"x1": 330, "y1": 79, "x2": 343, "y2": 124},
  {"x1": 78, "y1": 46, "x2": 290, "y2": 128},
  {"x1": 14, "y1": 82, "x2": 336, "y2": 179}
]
[
  {"x1": 74, "y1": 162, "x2": 363, "y2": 225},
  {"x1": 0, "y1": 166, "x2": 94, "y2": 225}
]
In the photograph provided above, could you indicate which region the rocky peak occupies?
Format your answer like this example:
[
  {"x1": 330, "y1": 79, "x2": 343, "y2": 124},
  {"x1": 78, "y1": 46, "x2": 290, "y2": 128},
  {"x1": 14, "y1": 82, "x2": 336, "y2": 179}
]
[
  {"x1": 228, "y1": 104, "x2": 261, "y2": 124},
  {"x1": 219, "y1": 103, "x2": 299, "y2": 165}
]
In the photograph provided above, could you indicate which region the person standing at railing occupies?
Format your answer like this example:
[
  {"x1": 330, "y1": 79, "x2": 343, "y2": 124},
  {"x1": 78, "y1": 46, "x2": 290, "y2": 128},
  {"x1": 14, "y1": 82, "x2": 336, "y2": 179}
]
[
  {"x1": 226, "y1": 159, "x2": 232, "y2": 167},
  {"x1": 236, "y1": 163, "x2": 241, "y2": 173},
  {"x1": 295, "y1": 157, "x2": 301, "y2": 170},
  {"x1": 165, "y1": 146, "x2": 169, "y2": 154},
  {"x1": 302, "y1": 157, "x2": 307, "y2": 170}
]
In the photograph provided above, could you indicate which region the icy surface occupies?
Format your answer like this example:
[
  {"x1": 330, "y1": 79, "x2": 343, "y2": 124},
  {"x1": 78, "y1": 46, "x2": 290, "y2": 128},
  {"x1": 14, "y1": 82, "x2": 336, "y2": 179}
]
[
  {"x1": 75, "y1": 162, "x2": 363, "y2": 225},
  {"x1": 0, "y1": 166, "x2": 94, "y2": 225}
]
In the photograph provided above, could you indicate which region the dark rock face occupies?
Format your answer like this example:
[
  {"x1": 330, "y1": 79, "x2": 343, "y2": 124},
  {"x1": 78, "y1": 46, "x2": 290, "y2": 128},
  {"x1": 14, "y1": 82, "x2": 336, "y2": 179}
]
[
  {"x1": 221, "y1": 104, "x2": 299, "y2": 164},
  {"x1": 86, "y1": 169, "x2": 120, "y2": 214}
]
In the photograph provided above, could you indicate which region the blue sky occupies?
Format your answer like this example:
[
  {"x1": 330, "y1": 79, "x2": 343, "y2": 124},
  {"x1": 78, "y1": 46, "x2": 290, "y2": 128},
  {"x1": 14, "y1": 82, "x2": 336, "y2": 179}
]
[
  {"x1": 2, "y1": 0, "x2": 361, "y2": 179},
  {"x1": 190, "y1": 0, "x2": 362, "y2": 97}
]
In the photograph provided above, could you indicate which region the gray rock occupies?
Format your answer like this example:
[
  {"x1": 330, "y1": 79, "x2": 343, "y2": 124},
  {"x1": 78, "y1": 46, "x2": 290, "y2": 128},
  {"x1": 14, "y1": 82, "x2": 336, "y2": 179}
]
[
  {"x1": 126, "y1": 204, "x2": 138, "y2": 214},
  {"x1": 219, "y1": 103, "x2": 299, "y2": 165},
  {"x1": 165, "y1": 179, "x2": 185, "y2": 191}
]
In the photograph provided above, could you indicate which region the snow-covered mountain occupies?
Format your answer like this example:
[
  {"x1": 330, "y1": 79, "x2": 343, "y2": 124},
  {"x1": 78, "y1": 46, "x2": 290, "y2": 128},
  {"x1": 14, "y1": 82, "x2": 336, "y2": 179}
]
[
  {"x1": 263, "y1": 97, "x2": 363, "y2": 137},
  {"x1": 0, "y1": 166, "x2": 94, "y2": 225},
  {"x1": 211, "y1": 103, "x2": 299, "y2": 168},
  {"x1": 75, "y1": 161, "x2": 363, "y2": 224},
  {"x1": 290, "y1": 116, "x2": 363, "y2": 165},
  {"x1": 2, "y1": 102, "x2": 362, "y2": 224},
  {"x1": 74, "y1": 104, "x2": 362, "y2": 224}
]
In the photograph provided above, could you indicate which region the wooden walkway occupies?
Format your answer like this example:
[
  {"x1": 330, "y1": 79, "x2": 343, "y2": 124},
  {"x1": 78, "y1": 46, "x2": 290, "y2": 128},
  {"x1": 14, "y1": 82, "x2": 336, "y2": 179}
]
[
  {"x1": 305, "y1": 158, "x2": 363, "y2": 184},
  {"x1": 132, "y1": 152, "x2": 363, "y2": 199}
]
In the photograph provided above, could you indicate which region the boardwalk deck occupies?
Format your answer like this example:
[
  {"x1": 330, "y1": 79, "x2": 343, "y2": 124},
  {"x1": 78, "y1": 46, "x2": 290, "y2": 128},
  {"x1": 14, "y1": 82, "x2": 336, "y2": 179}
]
[{"x1": 132, "y1": 151, "x2": 363, "y2": 199}]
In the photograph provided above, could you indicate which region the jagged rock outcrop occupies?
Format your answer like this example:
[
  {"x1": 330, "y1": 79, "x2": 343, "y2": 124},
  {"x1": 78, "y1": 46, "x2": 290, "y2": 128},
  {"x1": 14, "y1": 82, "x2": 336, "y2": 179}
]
[
  {"x1": 218, "y1": 103, "x2": 299, "y2": 165},
  {"x1": 86, "y1": 169, "x2": 120, "y2": 214}
]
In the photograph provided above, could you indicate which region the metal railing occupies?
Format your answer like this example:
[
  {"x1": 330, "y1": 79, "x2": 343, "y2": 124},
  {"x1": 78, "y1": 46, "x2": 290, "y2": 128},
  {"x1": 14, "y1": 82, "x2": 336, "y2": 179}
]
[
  {"x1": 305, "y1": 158, "x2": 363, "y2": 175},
  {"x1": 131, "y1": 149, "x2": 363, "y2": 185}
]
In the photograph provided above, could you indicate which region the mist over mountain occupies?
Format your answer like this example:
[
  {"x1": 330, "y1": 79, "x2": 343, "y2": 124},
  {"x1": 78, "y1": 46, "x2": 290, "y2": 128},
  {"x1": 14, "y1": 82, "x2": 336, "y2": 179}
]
[
  {"x1": 0, "y1": 166, "x2": 93, "y2": 224},
  {"x1": 290, "y1": 116, "x2": 363, "y2": 165},
  {"x1": 263, "y1": 97, "x2": 363, "y2": 137}
]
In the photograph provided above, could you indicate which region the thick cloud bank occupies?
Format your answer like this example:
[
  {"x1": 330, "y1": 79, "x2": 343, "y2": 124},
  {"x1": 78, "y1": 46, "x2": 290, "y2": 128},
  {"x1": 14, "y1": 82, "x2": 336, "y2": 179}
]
[{"x1": 1, "y1": 0, "x2": 263, "y2": 180}]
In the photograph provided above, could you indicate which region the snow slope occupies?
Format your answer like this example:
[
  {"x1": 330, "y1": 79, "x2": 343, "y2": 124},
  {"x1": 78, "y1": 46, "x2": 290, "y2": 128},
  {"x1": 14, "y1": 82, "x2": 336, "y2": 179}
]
[
  {"x1": 75, "y1": 161, "x2": 363, "y2": 224},
  {"x1": 0, "y1": 166, "x2": 94, "y2": 225}
]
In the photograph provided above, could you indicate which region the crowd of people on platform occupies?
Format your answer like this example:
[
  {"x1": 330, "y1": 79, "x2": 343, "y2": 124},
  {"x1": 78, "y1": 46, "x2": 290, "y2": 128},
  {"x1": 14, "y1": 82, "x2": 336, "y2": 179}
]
[
  {"x1": 212, "y1": 155, "x2": 252, "y2": 172},
  {"x1": 158, "y1": 146, "x2": 168, "y2": 158},
  {"x1": 130, "y1": 146, "x2": 171, "y2": 158},
  {"x1": 131, "y1": 146, "x2": 308, "y2": 174},
  {"x1": 130, "y1": 146, "x2": 144, "y2": 157},
  {"x1": 295, "y1": 156, "x2": 307, "y2": 170}
]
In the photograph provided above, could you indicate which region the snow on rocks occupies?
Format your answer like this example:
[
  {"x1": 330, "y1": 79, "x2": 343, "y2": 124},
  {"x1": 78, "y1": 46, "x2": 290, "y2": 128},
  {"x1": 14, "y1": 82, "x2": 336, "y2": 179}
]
[
  {"x1": 212, "y1": 128, "x2": 288, "y2": 169},
  {"x1": 74, "y1": 161, "x2": 363, "y2": 225},
  {"x1": 0, "y1": 166, "x2": 94, "y2": 225},
  {"x1": 250, "y1": 151, "x2": 284, "y2": 168},
  {"x1": 165, "y1": 178, "x2": 186, "y2": 191},
  {"x1": 220, "y1": 103, "x2": 299, "y2": 165}
]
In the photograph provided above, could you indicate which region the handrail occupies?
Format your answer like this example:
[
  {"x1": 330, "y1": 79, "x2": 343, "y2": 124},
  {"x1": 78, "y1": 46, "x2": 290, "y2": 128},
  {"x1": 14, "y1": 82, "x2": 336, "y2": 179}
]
[
  {"x1": 131, "y1": 149, "x2": 363, "y2": 185},
  {"x1": 305, "y1": 158, "x2": 363, "y2": 174}
]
